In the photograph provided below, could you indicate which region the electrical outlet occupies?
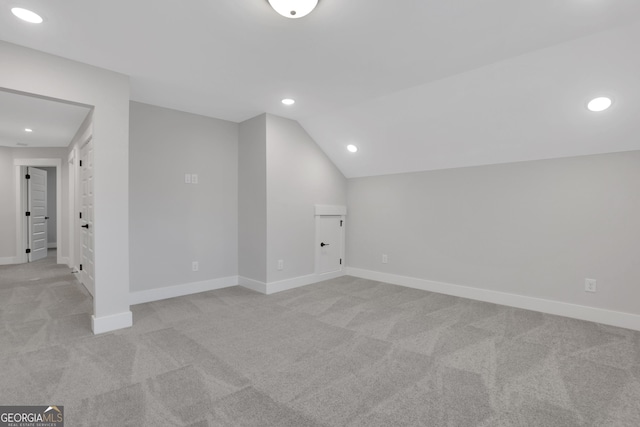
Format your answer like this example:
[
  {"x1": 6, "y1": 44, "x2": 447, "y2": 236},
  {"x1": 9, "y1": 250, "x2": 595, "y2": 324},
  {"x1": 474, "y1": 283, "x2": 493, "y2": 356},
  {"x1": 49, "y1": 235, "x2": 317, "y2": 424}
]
[
  {"x1": 277, "y1": 259, "x2": 284, "y2": 271},
  {"x1": 382, "y1": 254, "x2": 388, "y2": 264},
  {"x1": 185, "y1": 173, "x2": 191, "y2": 184},
  {"x1": 192, "y1": 261, "x2": 199, "y2": 272},
  {"x1": 585, "y1": 278, "x2": 597, "y2": 293},
  {"x1": 191, "y1": 174, "x2": 198, "y2": 184}
]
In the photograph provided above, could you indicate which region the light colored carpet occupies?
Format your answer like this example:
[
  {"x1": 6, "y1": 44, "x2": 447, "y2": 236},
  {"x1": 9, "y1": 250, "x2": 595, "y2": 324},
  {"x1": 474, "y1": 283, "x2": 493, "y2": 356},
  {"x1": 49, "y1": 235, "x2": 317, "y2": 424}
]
[{"x1": 2, "y1": 252, "x2": 640, "y2": 426}]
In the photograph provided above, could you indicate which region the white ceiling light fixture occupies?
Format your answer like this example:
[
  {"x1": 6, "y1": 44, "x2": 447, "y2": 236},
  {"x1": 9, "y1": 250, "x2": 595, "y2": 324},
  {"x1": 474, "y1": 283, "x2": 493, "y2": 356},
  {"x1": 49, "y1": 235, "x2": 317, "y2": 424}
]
[
  {"x1": 347, "y1": 144, "x2": 358, "y2": 153},
  {"x1": 282, "y1": 98, "x2": 295, "y2": 105},
  {"x1": 11, "y1": 7, "x2": 43, "y2": 24},
  {"x1": 268, "y1": 0, "x2": 318, "y2": 19},
  {"x1": 587, "y1": 96, "x2": 612, "y2": 112},
  {"x1": 25, "y1": 128, "x2": 33, "y2": 132}
]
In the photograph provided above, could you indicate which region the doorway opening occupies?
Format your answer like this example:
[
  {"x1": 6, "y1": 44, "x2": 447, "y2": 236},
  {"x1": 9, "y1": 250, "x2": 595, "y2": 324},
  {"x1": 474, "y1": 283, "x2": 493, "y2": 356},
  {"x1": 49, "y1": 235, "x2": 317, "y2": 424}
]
[
  {"x1": 1, "y1": 48, "x2": 131, "y2": 334},
  {"x1": 2, "y1": 88, "x2": 95, "y2": 332},
  {"x1": 14, "y1": 159, "x2": 63, "y2": 264}
]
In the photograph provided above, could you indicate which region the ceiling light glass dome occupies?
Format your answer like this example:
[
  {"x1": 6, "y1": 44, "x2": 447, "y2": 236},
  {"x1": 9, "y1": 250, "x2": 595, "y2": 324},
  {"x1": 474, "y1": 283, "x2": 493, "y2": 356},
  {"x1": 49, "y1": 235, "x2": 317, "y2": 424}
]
[{"x1": 268, "y1": 0, "x2": 319, "y2": 19}]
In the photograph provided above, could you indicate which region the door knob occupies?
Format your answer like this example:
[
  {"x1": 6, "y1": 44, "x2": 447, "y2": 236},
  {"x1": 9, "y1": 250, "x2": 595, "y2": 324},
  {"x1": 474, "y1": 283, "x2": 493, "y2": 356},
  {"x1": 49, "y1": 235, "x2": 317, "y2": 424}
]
[
  {"x1": 81, "y1": 224, "x2": 89, "y2": 229},
  {"x1": 320, "y1": 242, "x2": 330, "y2": 247}
]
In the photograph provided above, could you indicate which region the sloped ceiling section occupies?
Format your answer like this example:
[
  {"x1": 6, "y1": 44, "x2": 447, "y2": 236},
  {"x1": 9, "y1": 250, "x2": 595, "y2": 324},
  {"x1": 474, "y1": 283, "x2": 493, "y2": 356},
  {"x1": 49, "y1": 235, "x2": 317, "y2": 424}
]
[
  {"x1": 1, "y1": 0, "x2": 639, "y2": 176},
  {"x1": 302, "y1": 22, "x2": 640, "y2": 177}
]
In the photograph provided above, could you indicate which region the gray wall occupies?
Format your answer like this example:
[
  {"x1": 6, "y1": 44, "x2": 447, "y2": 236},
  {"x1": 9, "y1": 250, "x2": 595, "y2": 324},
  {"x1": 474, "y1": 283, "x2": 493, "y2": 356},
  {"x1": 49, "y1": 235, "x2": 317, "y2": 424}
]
[
  {"x1": 347, "y1": 151, "x2": 640, "y2": 315},
  {"x1": 266, "y1": 114, "x2": 347, "y2": 282},
  {"x1": 41, "y1": 167, "x2": 57, "y2": 247},
  {"x1": 0, "y1": 147, "x2": 14, "y2": 259},
  {"x1": 129, "y1": 102, "x2": 238, "y2": 292},
  {"x1": 238, "y1": 114, "x2": 267, "y2": 282}
]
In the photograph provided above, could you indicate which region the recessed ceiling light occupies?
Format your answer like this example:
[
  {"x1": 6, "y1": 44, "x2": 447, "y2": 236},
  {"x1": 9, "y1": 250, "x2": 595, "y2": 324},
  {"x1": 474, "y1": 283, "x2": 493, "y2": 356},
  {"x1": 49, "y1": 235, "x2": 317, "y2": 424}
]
[
  {"x1": 268, "y1": 0, "x2": 319, "y2": 19},
  {"x1": 282, "y1": 98, "x2": 295, "y2": 106},
  {"x1": 11, "y1": 7, "x2": 43, "y2": 24},
  {"x1": 587, "y1": 97, "x2": 612, "y2": 112},
  {"x1": 24, "y1": 128, "x2": 33, "y2": 132},
  {"x1": 347, "y1": 145, "x2": 358, "y2": 153}
]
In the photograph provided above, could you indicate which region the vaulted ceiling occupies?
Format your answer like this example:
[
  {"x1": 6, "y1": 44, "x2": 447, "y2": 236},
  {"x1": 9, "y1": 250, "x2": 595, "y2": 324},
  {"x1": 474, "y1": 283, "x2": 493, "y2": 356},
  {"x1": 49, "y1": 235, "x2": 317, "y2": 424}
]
[{"x1": 1, "y1": 0, "x2": 639, "y2": 177}]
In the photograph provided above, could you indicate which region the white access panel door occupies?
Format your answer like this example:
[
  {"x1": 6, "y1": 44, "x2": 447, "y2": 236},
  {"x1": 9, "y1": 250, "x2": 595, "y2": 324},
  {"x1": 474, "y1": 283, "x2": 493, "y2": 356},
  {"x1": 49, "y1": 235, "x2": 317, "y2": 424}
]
[
  {"x1": 28, "y1": 167, "x2": 48, "y2": 262},
  {"x1": 80, "y1": 139, "x2": 95, "y2": 295},
  {"x1": 317, "y1": 215, "x2": 344, "y2": 275}
]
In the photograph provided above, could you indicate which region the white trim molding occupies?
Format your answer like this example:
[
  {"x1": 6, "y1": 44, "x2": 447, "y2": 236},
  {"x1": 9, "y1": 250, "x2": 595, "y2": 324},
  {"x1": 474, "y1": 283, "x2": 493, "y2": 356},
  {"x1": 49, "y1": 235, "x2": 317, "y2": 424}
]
[
  {"x1": 269, "y1": 270, "x2": 346, "y2": 294},
  {"x1": 346, "y1": 267, "x2": 640, "y2": 332},
  {"x1": 267, "y1": 273, "x2": 316, "y2": 294},
  {"x1": 240, "y1": 271, "x2": 346, "y2": 295},
  {"x1": 0, "y1": 257, "x2": 17, "y2": 265},
  {"x1": 239, "y1": 276, "x2": 268, "y2": 294},
  {"x1": 92, "y1": 311, "x2": 133, "y2": 334},
  {"x1": 130, "y1": 276, "x2": 238, "y2": 305},
  {"x1": 315, "y1": 204, "x2": 347, "y2": 216}
]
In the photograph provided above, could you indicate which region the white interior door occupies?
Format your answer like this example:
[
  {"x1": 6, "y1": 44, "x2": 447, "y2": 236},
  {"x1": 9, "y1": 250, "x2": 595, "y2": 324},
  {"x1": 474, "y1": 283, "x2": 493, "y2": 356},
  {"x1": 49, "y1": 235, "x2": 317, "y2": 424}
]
[
  {"x1": 80, "y1": 138, "x2": 95, "y2": 295},
  {"x1": 317, "y1": 215, "x2": 344, "y2": 275},
  {"x1": 28, "y1": 167, "x2": 48, "y2": 262}
]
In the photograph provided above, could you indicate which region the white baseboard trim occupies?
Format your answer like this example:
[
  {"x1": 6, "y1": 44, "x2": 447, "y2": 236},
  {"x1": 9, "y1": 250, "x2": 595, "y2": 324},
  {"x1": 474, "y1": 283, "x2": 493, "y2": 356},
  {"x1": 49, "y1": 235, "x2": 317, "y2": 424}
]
[
  {"x1": 238, "y1": 276, "x2": 268, "y2": 294},
  {"x1": 92, "y1": 311, "x2": 133, "y2": 334},
  {"x1": 239, "y1": 270, "x2": 346, "y2": 295},
  {"x1": 268, "y1": 270, "x2": 346, "y2": 294},
  {"x1": 316, "y1": 270, "x2": 347, "y2": 282},
  {"x1": 59, "y1": 256, "x2": 69, "y2": 266},
  {"x1": 0, "y1": 256, "x2": 17, "y2": 265},
  {"x1": 130, "y1": 276, "x2": 239, "y2": 305},
  {"x1": 346, "y1": 267, "x2": 640, "y2": 332},
  {"x1": 267, "y1": 273, "x2": 317, "y2": 294},
  {"x1": 48, "y1": 242, "x2": 57, "y2": 249}
]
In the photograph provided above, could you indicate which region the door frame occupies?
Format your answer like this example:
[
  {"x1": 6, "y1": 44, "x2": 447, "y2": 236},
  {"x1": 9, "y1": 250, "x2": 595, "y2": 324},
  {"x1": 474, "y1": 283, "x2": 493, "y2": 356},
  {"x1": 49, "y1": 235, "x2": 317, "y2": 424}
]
[
  {"x1": 14, "y1": 158, "x2": 63, "y2": 265},
  {"x1": 68, "y1": 148, "x2": 77, "y2": 271},
  {"x1": 78, "y1": 135, "x2": 95, "y2": 296},
  {"x1": 314, "y1": 205, "x2": 347, "y2": 278},
  {"x1": 68, "y1": 127, "x2": 92, "y2": 273}
]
